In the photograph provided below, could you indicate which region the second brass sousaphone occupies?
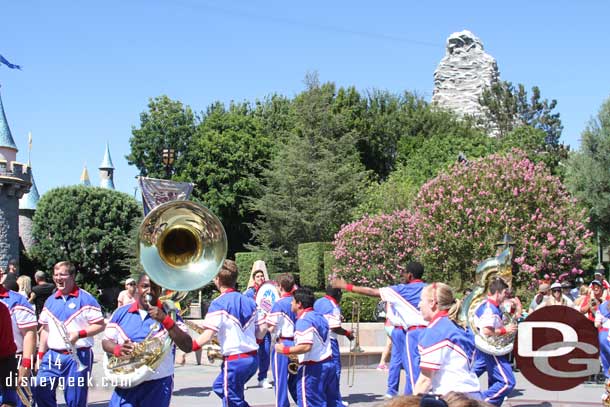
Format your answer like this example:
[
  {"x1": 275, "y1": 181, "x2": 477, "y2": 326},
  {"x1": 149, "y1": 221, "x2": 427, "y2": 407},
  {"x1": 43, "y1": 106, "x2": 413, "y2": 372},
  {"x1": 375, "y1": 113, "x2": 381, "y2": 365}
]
[{"x1": 138, "y1": 200, "x2": 228, "y2": 291}]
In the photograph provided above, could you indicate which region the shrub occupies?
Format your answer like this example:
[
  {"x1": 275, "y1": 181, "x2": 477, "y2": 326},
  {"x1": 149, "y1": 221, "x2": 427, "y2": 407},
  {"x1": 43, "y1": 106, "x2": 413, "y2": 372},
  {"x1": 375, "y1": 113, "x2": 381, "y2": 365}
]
[
  {"x1": 332, "y1": 210, "x2": 420, "y2": 286},
  {"x1": 298, "y1": 242, "x2": 333, "y2": 290},
  {"x1": 413, "y1": 149, "x2": 592, "y2": 288}
]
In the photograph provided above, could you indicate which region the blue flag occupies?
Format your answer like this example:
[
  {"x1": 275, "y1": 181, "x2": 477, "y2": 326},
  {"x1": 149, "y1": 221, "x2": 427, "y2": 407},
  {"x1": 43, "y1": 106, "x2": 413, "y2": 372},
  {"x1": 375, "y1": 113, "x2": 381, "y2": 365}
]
[{"x1": 0, "y1": 54, "x2": 21, "y2": 70}]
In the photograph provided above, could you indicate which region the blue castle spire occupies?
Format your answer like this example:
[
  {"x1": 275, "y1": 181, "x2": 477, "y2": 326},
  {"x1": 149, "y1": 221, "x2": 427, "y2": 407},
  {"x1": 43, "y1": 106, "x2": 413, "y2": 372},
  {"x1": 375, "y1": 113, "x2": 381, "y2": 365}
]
[
  {"x1": 19, "y1": 170, "x2": 40, "y2": 210},
  {"x1": 0, "y1": 88, "x2": 18, "y2": 150},
  {"x1": 99, "y1": 142, "x2": 115, "y2": 189}
]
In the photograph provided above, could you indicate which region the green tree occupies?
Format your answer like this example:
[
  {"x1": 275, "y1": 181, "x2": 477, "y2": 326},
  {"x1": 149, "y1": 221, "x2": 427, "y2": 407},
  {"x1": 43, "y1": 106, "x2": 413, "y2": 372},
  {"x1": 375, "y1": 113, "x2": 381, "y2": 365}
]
[
  {"x1": 30, "y1": 186, "x2": 142, "y2": 288},
  {"x1": 126, "y1": 95, "x2": 197, "y2": 178},
  {"x1": 479, "y1": 81, "x2": 563, "y2": 145},
  {"x1": 179, "y1": 101, "x2": 275, "y2": 255},
  {"x1": 565, "y1": 97, "x2": 610, "y2": 241},
  {"x1": 248, "y1": 74, "x2": 370, "y2": 271}
]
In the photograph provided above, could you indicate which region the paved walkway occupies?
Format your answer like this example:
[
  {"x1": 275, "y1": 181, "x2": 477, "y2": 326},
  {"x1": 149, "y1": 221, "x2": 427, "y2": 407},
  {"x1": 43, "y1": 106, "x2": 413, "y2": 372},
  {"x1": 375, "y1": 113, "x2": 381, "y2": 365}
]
[{"x1": 55, "y1": 341, "x2": 604, "y2": 406}]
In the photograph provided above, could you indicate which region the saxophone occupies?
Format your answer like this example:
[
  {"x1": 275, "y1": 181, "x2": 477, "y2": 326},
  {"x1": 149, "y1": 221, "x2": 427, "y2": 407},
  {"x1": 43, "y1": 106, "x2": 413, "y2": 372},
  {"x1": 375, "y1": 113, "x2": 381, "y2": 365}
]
[
  {"x1": 459, "y1": 234, "x2": 516, "y2": 356},
  {"x1": 103, "y1": 300, "x2": 176, "y2": 388}
]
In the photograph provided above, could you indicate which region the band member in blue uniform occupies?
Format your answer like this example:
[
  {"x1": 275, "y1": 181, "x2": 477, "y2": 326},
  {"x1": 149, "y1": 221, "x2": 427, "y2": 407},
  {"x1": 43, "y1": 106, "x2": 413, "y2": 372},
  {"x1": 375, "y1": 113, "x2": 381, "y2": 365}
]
[
  {"x1": 0, "y1": 282, "x2": 37, "y2": 407},
  {"x1": 313, "y1": 286, "x2": 353, "y2": 407},
  {"x1": 267, "y1": 273, "x2": 298, "y2": 407},
  {"x1": 595, "y1": 299, "x2": 610, "y2": 380},
  {"x1": 0, "y1": 300, "x2": 18, "y2": 407},
  {"x1": 274, "y1": 287, "x2": 337, "y2": 407},
  {"x1": 102, "y1": 273, "x2": 193, "y2": 407},
  {"x1": 244, "y1": 260, "x2": 273, "y2": 389},
  {"x1": 33, "y1": 261, "x2": 106, "y2": 407},
  {"x1": 193, "y1": 260, "x2": 267, "y2": 407},
  {"x1": 332, "y1": 261, "x2": 427, "y2": 395},
  {"x1": 414, "y1": 283, "x2": 481, "y2": 399},
  {"x1": 473, "y1": 278, "x2": 516, "y2": 406}
]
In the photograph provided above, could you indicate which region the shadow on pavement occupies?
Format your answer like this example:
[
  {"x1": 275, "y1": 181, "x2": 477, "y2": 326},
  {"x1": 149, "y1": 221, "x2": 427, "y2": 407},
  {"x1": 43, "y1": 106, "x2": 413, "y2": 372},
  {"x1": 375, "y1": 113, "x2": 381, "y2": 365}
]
[
  {"x1": 345, "y1": 393, "x2": 385, "y2": 404},
  {"x1": 173, "y1": 386, "x2": 214, "y2": 397}
]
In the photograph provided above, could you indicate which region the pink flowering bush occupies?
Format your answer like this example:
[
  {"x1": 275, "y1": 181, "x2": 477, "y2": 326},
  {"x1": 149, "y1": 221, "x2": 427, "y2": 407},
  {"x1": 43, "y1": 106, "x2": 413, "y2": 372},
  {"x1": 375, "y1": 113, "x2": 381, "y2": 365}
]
[
  {"x1": 413, "y1": 149, "x2": 592, "y2": 287},
  {"x1": 332, "y1": 210, "x2": 420, "y2": 286}
]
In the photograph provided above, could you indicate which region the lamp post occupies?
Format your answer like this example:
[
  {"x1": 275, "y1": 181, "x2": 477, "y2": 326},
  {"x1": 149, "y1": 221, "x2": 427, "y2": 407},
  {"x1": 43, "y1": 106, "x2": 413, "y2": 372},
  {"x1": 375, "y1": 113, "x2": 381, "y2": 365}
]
[{"x1": 162, "y1": 147, "x2": 175, "y2": 179}]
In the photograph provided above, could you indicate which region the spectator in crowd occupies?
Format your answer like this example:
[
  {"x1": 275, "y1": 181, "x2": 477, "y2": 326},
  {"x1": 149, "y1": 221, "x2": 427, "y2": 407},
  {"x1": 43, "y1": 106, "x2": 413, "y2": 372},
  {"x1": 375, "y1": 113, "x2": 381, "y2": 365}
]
[
  {"x1": 16, "y1": 274, "x2": 32, "y2": 299},
  {"x1": 580, "y1": 280, "x2": 608, "y2": 321},
  {"x1": 30, "y1": 270, "x2": 55, "y2": 317},
  {"x1": 571, "y1": 277, "x2": 586, "y2": 300},
  {"x1": 592, "y1": 270, "x2": 610, "y2": 291},
  {"x1": 1, "y1": 265, "x2": 18, "y2": 291},
  {"x1": 541, "y1": 274, "x2": 552, "y2": 286},
  {"x1": 561, "y1": 280, "x2": 575, "y2": 301},
  {"x1": 574, "y1": 285, "x2": 591, "y2": 309},
  {"x1": 528, "y1": 283, "x2": 550, "y2": 314},
  {"x1": 540, "y1": 282, "x2": 574, "y2": 308},
  {"x1": 117, "y1": 277, "x2": 137, "y2": 308}
]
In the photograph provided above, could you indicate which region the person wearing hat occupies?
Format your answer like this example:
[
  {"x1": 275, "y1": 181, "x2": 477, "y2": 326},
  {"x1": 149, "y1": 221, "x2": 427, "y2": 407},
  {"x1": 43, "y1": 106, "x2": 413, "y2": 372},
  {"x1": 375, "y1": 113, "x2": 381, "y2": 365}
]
[
  {"x1": 528, "y1": 283, "x2": 550, "y2": 314},
  {"x1": 117, "y1": 277, "x2": 137, "y2": 308},
  {"x1": 540, "y1": 282, "x2": 574, "y2": 308},
  {"x1": 580, "y1": 280, "x2": 609, "y2": 321},
  {"x1": 591, "y1": 270, "x2": 610, "y2": 291}
]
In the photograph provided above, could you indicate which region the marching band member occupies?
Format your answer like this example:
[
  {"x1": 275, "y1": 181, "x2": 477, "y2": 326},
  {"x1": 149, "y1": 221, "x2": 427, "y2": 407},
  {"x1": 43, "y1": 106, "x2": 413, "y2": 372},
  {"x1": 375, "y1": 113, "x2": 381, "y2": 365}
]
[
  {"x1": 102, "y1": 274, "x2": 192, "y2": 407},
  {"x1": 0, "y1": 300, "x2": 18, "y2": 407},
  {"x1": 313, "y1": 286, "x2": 354, "y2": 407},
  {"x1": 267, "y1": 273, "x2": 298, "y2": 407},
  {"x1": 332, "y1": 261, "x2": 427, "y2": 395},
  {"x1": 595, "y1": 299, "x2": 610, "y2": 381},
  {"x1": 274, "y1": 287, "x2": 337, "y2": 407},
  {"x1": 193, "y1": 260, "x2": 267, "y2": 407},
  {"x1": 33, "y1": 261, "x2": 106, "y2": 407},
  {"x1": 414, "y1": 282, "x2": 481, "y2": 399},
  {"x1": 244, "y1": 260, "x2": 273, "y2": 389},
  {"x1": 0, "y1": 280, "x2": 37, "y2": 407},
  {"x1": 472, "y1": 278, "x2": 516, "y2": 406}
]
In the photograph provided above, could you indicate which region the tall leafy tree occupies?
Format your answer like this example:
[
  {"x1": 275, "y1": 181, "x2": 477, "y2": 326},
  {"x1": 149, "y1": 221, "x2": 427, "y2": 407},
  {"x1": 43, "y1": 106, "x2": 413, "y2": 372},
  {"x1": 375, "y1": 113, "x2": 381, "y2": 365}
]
[
  {"x1": 126, "y1": 95, "x2": 197, "y2": 178},
  {"x1": 30, "y1": 186, "x2": 142, "y2": 288},
  {"x1": 479, "y1": 81, "x2": 563, "y2": 145},
  {"x1": 565, "y1": 97, "x2": 610, "y2": 241},
  {"x1": 180, "y1": 101, "x2": 275, "y2": 255},
  {"x1": 248, "y1": 74, "x2": 370, "y2": 271}
]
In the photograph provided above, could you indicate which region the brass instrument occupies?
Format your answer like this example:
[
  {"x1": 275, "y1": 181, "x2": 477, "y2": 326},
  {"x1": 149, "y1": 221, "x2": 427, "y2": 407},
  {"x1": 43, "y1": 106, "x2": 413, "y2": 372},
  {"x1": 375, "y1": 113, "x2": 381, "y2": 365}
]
[
  {"x1": 288, "y1": 354, "x2": 299, "y2": 375},
  {"x1": 347, "y1": 300, "x2": 363, "y2": 387},
  {"x1": 138, "y1": 201, "x2": 228, "y2": 291},
  {"x1": 49, "y1": 315, "x2": 87, "y2": 372},
  {"x1": 183, "y1": 320, "x2": 223, "y2": 363},
  {"x1": 16, "y1": 373, "x2": 33, "y2": 407},
  {"x1": 104, "y1": 200, "x2": 228, "y2": 386},
  {"x1": 459, "y1": 234, "x2": 515, "y2": 356}
]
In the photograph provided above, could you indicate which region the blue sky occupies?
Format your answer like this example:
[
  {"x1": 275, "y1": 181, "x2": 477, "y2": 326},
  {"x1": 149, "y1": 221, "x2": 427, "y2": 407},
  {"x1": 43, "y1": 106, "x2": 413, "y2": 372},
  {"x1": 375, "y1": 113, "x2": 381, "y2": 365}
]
[{"x1": 1, "y1": 1, "x2": 609, "y2": 197}]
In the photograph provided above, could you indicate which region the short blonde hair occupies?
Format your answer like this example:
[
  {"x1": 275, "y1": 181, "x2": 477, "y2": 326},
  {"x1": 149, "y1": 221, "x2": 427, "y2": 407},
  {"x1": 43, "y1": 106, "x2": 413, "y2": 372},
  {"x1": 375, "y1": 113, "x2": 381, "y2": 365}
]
[{"x1": 17, "y1": 275, "x2": 32, "y2": 296}]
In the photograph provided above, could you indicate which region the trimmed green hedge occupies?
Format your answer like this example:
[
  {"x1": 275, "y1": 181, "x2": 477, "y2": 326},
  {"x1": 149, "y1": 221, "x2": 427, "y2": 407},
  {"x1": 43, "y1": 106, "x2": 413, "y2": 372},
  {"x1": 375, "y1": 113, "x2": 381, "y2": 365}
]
[
  {"x1": 323, "y1": 250, "x2": 336, "y2": 282},
  {"x1": 234, "y1": 252, "x2": 274, "y2": 290},
  {"x1": 298, "y1": 242, "x2": 333, "y2": 290},
  {"x1": 313, "y1": 291, "x2": 378, "y2": 322}
]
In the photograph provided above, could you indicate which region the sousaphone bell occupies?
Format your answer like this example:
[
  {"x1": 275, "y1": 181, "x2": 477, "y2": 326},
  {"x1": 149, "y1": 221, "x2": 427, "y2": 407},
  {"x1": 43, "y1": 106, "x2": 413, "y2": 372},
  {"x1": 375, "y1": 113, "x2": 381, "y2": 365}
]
[{"x1": 138, "y1": 201, "x2": 227, "y2": 291}]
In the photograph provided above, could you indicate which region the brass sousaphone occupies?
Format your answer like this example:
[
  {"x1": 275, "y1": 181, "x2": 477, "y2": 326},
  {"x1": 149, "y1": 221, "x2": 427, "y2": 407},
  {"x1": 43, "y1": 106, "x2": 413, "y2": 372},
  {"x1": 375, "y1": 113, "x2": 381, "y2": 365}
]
[{"x1": 104, "y1": 200, "x2": 227, "y2": 387}]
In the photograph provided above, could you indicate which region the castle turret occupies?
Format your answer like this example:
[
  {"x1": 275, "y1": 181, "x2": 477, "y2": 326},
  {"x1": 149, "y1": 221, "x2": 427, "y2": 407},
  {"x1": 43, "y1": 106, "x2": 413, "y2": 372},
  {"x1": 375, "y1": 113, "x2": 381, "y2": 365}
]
[
  {"x1": 80, "y1": 164, "x2": 91, "y2": 186},
  {"x1": 19, "y1": 168, "x2": 39, "y2": 252},
  {"x1": 99, "y1": 142, "x2": 115, "y2": 190},
  {"x1": 0, "y1": 86, "x2": 31, "y2": 267}
]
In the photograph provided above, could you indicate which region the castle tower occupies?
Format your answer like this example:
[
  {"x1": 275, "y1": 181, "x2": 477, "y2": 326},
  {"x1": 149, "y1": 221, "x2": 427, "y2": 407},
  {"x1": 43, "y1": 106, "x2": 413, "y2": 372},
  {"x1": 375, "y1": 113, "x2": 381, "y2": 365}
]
[
  {"x1": 0, "y1": 86, "x2": 32, "y2": 267},
  {"x1": 99, "y1": 142, "x2": 115, "y2": 190},
  {"x1": 19, "y1": 168, "x2": 39, "y2": 252},
  {"x1": 80, "y1": 164, "x2": 91, "y2": 186}
]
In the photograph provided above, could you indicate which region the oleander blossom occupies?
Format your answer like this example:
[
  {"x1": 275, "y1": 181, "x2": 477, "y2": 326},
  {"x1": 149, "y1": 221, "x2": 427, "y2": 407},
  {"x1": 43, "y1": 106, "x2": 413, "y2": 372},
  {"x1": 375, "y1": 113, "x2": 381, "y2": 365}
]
[
  {"x1": 332, "y1": 210, "x2": 421, "y2": 286},
  {"x1": 332, "y1": 149, "x2": 591, "y2": 288},
  {"x1": 413, "y1": 149, "x2": 591, "y2": 286}
]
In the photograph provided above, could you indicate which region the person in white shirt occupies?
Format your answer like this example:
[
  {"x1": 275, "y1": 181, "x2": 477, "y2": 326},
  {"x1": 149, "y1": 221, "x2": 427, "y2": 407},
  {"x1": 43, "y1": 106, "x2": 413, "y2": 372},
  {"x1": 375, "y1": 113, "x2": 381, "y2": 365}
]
[{"x1": 116, "y1": 278, "x2": 136, "y2": 308}]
